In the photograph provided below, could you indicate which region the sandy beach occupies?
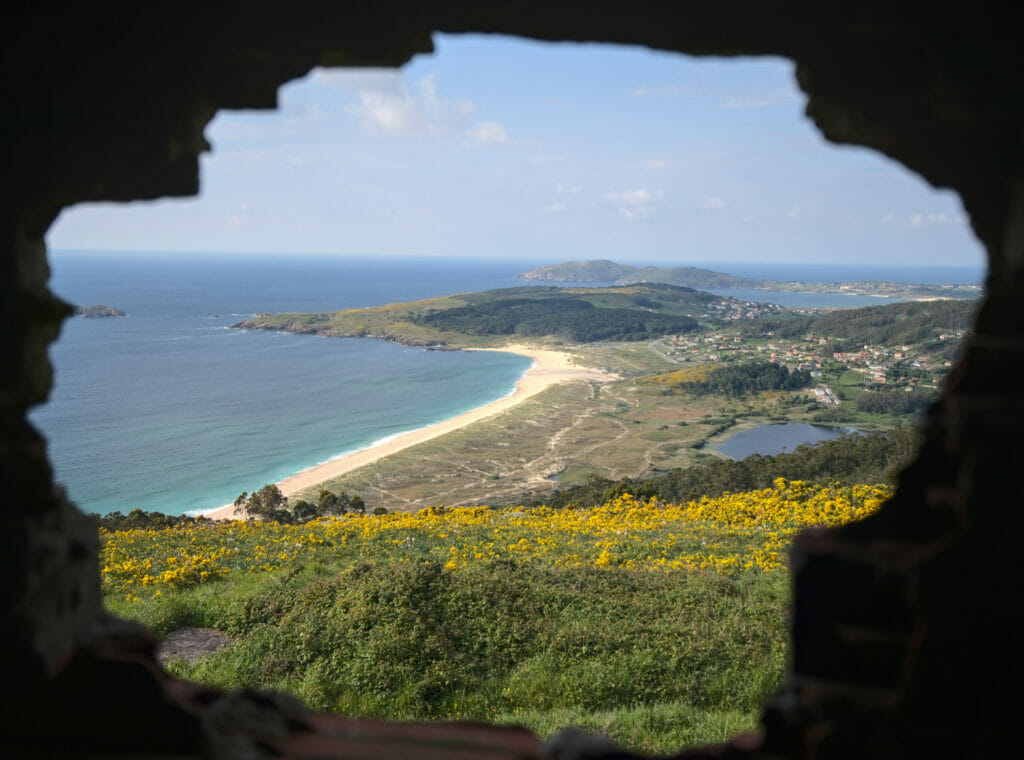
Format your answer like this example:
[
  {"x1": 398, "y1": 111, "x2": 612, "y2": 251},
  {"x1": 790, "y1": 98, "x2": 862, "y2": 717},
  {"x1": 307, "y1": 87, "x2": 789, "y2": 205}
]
[{"x1": 206, "y1": 344, "x2": 612, "y2": 520}]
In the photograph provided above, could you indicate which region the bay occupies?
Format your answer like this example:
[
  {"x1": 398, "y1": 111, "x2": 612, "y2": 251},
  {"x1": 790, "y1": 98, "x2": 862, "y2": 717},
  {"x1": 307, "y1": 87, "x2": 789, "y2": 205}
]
[{"x1": 33, "y1": 252, "x2": 539, "y2": 516}]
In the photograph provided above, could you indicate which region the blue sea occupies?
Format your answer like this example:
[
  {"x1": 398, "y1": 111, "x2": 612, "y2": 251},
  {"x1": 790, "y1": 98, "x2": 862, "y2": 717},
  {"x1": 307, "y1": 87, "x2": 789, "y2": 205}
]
[
  {"x1": 703, "y1": 261, "x2": 984, "y2": 308},
  {"x1": 32, "y1": 252, "x2": 983, "y2": 516},
  {"x1": 33, "y1": 252, "x2": 541, "y2": 515}
]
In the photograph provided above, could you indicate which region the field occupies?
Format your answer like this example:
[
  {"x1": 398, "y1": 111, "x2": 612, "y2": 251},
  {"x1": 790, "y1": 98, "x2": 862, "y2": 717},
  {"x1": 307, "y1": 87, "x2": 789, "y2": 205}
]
[{"x1": 104, "y1": 479, "x2": 889, "y2": 753}]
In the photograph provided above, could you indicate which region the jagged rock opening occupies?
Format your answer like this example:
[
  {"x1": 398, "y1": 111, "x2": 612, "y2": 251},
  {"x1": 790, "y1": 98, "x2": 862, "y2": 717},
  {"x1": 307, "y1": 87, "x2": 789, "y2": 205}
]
[{"x1": 3, "y1": 3, "x2": 1021, "y2": 757}]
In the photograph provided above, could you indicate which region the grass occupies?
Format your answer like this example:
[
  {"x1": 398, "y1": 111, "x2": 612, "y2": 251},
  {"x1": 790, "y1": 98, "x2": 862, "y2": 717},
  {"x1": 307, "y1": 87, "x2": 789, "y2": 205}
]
[
  {"x1": 838, "y1": 369, "x2": 866, "y2": 387},
  {"x1": 104, "y1": 482, "x2": 888, "y2": 754},
  {"x1": 118, "y1": 561, "x2": 787, "y2": 754}
]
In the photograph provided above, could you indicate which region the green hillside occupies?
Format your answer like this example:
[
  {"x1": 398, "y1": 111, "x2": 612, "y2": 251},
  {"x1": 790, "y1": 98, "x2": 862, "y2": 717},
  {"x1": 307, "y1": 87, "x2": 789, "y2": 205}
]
[
  {"x1": 741, "y1": 298, "x2": 977, "y2": 344},
  {"x1": 233, "y1": 284, "x2": 738, "y2": 346}
]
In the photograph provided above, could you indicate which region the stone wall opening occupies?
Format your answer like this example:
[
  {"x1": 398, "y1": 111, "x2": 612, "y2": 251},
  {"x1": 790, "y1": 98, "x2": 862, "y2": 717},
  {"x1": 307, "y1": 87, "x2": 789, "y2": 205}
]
[
  {"x1": 38, "y1": 39, "x2": 988, "y2": 752},
  {"x1": 4, "y1": 4, "x2": 1021, "y2": 758}
]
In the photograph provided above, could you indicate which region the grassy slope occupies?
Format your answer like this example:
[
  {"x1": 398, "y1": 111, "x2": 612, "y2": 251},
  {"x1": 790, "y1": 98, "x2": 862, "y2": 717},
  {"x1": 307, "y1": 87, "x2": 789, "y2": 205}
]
[
  {"x1": 117, "y1": 562, "x2": 784, "y2": 753},
  {"x1": 105, "y1": 481, "x2": 887, "y2": 753}
]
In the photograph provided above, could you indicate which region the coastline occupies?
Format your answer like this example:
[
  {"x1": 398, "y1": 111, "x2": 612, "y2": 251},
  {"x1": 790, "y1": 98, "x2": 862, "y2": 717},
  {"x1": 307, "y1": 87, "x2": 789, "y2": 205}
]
[{"x1": 205, "y1": 344, "x2": 612, "y2": 520}]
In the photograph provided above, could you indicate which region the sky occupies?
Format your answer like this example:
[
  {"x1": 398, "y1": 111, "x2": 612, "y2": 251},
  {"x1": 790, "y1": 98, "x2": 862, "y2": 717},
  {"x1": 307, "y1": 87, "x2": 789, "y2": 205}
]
[{"x1": 48, "y1": 33, "x2": 984, "y2": 268}]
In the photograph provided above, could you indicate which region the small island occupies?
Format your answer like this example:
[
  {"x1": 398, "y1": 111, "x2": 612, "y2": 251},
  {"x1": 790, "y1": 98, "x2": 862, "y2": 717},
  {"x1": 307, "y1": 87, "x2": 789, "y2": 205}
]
[{"x1": 75, "y1": 305, "x2": 125, "y2": 318}]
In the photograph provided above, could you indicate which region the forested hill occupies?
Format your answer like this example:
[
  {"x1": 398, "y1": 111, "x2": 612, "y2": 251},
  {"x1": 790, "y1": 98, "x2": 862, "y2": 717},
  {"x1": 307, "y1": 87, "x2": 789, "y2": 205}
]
[
  {"x1": 415, "y1": 297, "x2": 697, "y2": 342},
  {"x1": 739, "y1": 298, "x2": 978, "y2": 345},
  {"x1": 232, "y1": 283, "x2": 739, "y2": 346}
]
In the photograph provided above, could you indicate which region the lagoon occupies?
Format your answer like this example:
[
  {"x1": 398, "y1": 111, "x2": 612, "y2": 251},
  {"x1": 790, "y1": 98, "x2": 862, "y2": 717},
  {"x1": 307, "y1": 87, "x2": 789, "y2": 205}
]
[{"x1": 715, "y1": 422, "x2": 855, "y2": 460}]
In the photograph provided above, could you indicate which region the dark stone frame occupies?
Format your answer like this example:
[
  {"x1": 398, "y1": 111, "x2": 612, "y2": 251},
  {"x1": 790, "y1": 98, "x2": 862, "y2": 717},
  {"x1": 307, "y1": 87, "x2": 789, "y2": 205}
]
[{"x1": 3, "y1": 3, "x2": 1021, "y2": 757}]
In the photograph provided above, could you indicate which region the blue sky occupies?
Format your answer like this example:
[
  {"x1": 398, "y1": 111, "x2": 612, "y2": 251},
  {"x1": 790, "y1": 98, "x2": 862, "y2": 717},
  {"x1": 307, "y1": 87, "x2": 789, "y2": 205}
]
[{"x1": 49, "y1": 34, "x2": 983, "y2": 268}]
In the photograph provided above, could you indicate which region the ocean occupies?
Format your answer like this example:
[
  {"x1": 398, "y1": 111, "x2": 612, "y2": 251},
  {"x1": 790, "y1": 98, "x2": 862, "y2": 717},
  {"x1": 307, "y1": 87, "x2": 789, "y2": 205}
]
[
  {"x1": 34, "y1": 252, "x2": 539, "y2": 515},
  {"x1": 32, "y1": 252, "x2": 983, "y2": 516}
]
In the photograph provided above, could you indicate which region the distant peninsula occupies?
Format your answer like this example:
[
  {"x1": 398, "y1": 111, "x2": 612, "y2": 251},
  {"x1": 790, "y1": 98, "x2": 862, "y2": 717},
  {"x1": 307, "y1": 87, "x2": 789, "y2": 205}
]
[
  {"x1": 231, "y1": 284, "x2": 785, "y2": 348},
  {"x1": 520, "y1": 259, "x2": 981, "y2": 300},
  {"x1": 75, "y1": 305, "x2": 125, "y2": 318}
]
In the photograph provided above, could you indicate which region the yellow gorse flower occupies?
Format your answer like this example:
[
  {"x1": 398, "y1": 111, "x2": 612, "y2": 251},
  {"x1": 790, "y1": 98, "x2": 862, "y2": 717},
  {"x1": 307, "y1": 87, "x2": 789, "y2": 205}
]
[{"x1": 100, "y1": 479, "x2": 890, "y2": 598}]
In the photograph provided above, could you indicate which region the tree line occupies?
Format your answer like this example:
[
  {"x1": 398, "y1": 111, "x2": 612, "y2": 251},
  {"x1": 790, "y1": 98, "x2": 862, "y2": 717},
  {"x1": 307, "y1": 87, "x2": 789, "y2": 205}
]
[
  {"x1": 688, "y1": 361, "x2": 812, "y2": 397},
  {"x1": 93, "y1": 485, "x2": 371, "y2": 530},
  {"x1": 855, "y1": 388, "x2": 934, "y2": 416},
  {"x1": 234, "y1": 484, "x2": 371, "y2": 523},
  {"x1": 520, "y1": 427, "x2": 918, "y2": 510}
]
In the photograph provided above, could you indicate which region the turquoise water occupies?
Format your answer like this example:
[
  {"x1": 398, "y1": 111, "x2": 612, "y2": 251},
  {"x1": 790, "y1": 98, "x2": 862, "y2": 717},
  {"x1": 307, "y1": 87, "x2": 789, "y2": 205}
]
[{"x1": 32, "y1": 253, "x2": 536, "y2": 515}]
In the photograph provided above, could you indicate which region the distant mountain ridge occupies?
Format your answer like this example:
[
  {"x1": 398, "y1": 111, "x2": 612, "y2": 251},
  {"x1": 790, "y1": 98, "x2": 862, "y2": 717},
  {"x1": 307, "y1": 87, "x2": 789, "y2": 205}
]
[{"x1": 519, "y1": 260, "x2": 981, "y2": 300}]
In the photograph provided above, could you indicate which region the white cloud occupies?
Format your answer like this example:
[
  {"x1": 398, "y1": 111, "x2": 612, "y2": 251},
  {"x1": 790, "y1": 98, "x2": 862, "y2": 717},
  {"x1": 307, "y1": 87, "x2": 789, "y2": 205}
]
[
  {"x1": 908, "y1": 211, "x2": 969, "y2": 228},
  {"x1": 645, "y1": 158, "x2": 666, "y2": 170},
  {"x1": 881, "y1": 211, "x2": 895, "y2": 223},
  {"x1": 701, "y1": 196, "x2": 726, "y2": 210},
  {"x1": 788, "y1": 205, "x2": 802, "y2": 220},
  {"x1": 545, "y1": 203, "x2": 567, "y2": 213},
  {"x1": 345, "y1": 71, "x2": 478, "y2": 138},
  {"x1": 227, "y1": 215, "x2": 242, "y2": 227},
  {"x1": 606, "y1": 188, "x2": 663, "y2": 222},
  {"x1": 469, "y1": 121, "x2": 508, "y2": 144},
  {"x1": 556, "y1": 183, "x2": 582, "y2": 195},
  {"x1": 606, "y1": 188, "x2": 663, "y2": 206},
  {"x1": 238, "y1": 203, "x2": 251, "y2": 213},
  {"x1": 418, "y1": 71, "x2": 438, "y2": 102},
  {"x1": 351, "y1": 90, "x2": 422, "y2": 135},
  {"x1": 311, "y1": 68, "x2": 405, "y2": 94}
]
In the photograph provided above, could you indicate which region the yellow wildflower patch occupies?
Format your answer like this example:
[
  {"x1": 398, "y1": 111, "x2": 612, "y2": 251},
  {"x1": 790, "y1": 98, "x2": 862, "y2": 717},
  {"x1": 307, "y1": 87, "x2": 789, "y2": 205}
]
[{"x1": 100, "y1": 479, "x2": 889, "y2": 597}]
